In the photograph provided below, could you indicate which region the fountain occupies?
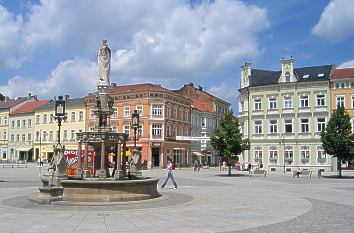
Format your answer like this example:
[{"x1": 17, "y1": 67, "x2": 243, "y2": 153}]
[{"x1": 34, "y1": 40, "x2": 159, "y2": 204}]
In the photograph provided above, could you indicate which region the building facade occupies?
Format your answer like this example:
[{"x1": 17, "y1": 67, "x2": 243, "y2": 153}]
[
  {"x1": 0, "y1": 94, "x2": 38, "y2": 161},
  {"x1": 8, "y1": 100, "x2": 49, "y2": 162},
  {"x1": 330, "y1": 67, "x2": 354, "y2": 168},
  {"x1": 239, "y1": 58, "x2": 336, "y2": 172},
  {"x1": 175, "y1": 83, "x2": 230, "y2": 166},
  {"x1": 33, "y1": 98, "x2": 86, "y2": 161},
  {"x1": 85, "y1": 83, "x2": 191, "y2": 168}
]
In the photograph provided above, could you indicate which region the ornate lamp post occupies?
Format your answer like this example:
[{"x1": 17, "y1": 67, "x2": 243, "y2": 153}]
[
  {"x1": 54, "y1": 96, "x2": 67, "y2": 146},
  {"x1": 131, "y1": 110, "x2": 140, "y2": 149}
]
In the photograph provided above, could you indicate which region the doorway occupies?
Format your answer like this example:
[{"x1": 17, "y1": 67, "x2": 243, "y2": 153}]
[{"x1": 152, "y1": 148, "x2": 160, "y2": 167}]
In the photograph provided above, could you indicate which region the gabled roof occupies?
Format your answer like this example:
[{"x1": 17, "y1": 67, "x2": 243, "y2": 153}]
[
  {"x1": 332, "y1": 68, "x2": 354, "y2": 79},
  {"x1": 111, "y1": 83, "x2": 170, "y2": 94},
  {"x1": 248, "y1": 65, "x2": 333, "y2": 87},
  {"x1": 10, "y1": 100, "x2": 50, "y2": 115},
  {"x1": 191, "y1": 99, "x2": 213, "y2": 112},
  {"x1": 0, "y1": 97, "x2": 27, "y2": 109}
]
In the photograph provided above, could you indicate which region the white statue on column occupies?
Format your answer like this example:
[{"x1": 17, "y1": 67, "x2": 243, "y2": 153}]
[{"x1": 97, "y1": 39, "x2": 111, "y2": 85}]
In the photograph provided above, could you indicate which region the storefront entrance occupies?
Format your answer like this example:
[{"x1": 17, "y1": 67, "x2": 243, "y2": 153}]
[{"x1": 152, "y1": 148, "x2": 160, "y2": 167}]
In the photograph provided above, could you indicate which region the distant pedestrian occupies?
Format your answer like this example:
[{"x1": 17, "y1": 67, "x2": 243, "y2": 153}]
[
  {"x1": 193, "y1": 160, "x2": 200, "y2": 172},
  {"x1": 160, "y1": 158, "x2": 177, "y2": 189}
]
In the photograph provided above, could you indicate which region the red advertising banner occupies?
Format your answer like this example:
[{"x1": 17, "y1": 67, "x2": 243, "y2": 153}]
[{"x1": 64, "y1": 150, "x2": 94, "y2": 176}]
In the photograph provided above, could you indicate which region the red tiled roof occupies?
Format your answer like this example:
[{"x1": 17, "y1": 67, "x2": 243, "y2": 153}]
[
  {"x1": 111, "y1": 83, "x2": 170, "y2": 94},
  {"x1": 192, "y1": 99, "x2": 213, "y2": 112},
  {"x1": 332, "y1": 68, "x2": 354, "y2": 79},
  {"x1": 10, "y1": 100, "x2": 50, "y2": 114}
]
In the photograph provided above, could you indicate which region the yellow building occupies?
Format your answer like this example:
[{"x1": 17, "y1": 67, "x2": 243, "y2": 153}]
[
  {"x1": 330, "y1": 67, "x2": 354, "y2": 168},
  {"x1": 33, "y1": 98, "x2": 86, "y2": 161}
]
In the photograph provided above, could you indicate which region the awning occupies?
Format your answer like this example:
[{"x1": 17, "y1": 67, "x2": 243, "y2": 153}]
[
  {"x1": 192, "y1": 152, "x2": 205, "y2": 156},
  {"x1": 16, "y1": 147, "x2": 32, "y2": 151}
]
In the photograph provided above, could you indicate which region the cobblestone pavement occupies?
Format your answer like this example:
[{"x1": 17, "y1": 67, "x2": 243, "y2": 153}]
[{"x1": 0, "y1": 164, "x2": 354, "y2": 233}]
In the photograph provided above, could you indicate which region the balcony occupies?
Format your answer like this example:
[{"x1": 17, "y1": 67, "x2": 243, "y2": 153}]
[{"x1": 301, "y1": 158, "x2": 310, "y2": 164}]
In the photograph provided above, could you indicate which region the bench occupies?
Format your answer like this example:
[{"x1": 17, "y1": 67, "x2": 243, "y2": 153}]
[
  {"x1": 17, "y1": 164, "x2": 28, "y2": 168},
  {"x1": 250, "y1": 169, "x2": 267, "y2": 177},
  {"x1": 2, "y1": 164, "x2": 15, "y2": 168},
  {"x1": 293, "y1": 170, "x2": 312, "y2": 178}
]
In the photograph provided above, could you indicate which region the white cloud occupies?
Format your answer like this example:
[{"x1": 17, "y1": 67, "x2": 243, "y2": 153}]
[
  {"x1": 0, "y1": 58, "x2": 97, "y2": 99},
  {"x1": 312, "y1": 0, "x2": 354, "y2": 42},
  {"x1": 208, "y1": 82, "x2": 237, "y2": 109},
  {"x1": 338, "y1": 60, "x2": 354, "y2": 68}
]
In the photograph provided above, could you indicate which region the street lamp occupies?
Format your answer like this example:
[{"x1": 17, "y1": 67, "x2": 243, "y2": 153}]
[
  {"x1": 131, "y1": 110, "x2": 140, "y2": 149},
  {"x1": 54, "y1": 95, "x2": 67, "y2": 146}
]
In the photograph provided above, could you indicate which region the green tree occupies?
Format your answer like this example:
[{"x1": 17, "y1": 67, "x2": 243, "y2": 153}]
[
  {"x1": 0, "y1": 93, "x2": 5, "y2": 101},
  {"x1": 321, "y1": 106, "x2": 353, "y2": 177},
  {"x1": 211, "y1": 110, "x2": 250, "y2": 176}
]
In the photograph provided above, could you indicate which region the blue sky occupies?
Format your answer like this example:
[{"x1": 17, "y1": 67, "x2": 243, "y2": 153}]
[{"x1": 0, "y1": 0, "x2": 354, "y2": 112}]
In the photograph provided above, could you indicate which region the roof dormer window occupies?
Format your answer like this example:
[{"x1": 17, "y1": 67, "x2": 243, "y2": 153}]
[
  {"x1": 303, "y1": 74, "x2": 309, "y2": 79},
  {"x1": 318, "y1": 73, "x2": 324, "y2": 77},
  {"x1": 285, "y1": 72, "x2": 290, "y2": 82}
]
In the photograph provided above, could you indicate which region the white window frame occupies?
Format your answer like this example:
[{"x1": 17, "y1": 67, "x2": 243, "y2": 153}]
[
  {"x1": 269, "y1": 120, "x2": 277, "y2": 133},
  {"x1": 254, "y1": 120, "x2": 262, "y2": 134},
  {"x1": 300, "y1": 146, "x2": 310, "y2": 159},
  {"x1": 254, "y1": 99, "x2": 262, "y2": 110},
  {"x1": 284, "y1": 146, "x2": 293, "y2": 159},
  {"x1": 300, "y1": 95, "x2": 309, "y2": 108},
  {"x1": 317, "y1": 118, "x2": 326, "y2": 132},
  {"x1": 124, "y1": 106, "x2": 130, "y2": 117},
  {"x1": 136, "y1": 105, "x2": 143, "y2": 116},
  {"x1": 301, "y1": 119, "x2": 309, "y2": 133},
  {"x1": 269, "y1": 97, "x2": 277, "y2": 109},
  {"x1": 152, "y1": 124, "x2": 162, "y2": 136},
  {"x1": 124, "y1": 125, "x2": 130, "y2": 135},
  {"x1": 284, "y1": 119, "x2": 293, "y2": 133},
  {"x1": 152, "y1": 104, "x2": 163, "y2": 116},
  {"x1": 254, "y1": 147, "x2": 263, "y2": 160},
  {"x1": 269, "y1": 147, "x2": 278, "y2": 159},
  {"x1": 316, "y1": 94, "x2": 325, "y2": 107},
  {"x1": 79, "y1": 111, "x2": 84, "y2": 121},
  {"x1": 317, "y1": 146, "x2": 326, "y2": 160},
  {"x1": 336, "y1": 95, "x2": 345, "y2": 108}
]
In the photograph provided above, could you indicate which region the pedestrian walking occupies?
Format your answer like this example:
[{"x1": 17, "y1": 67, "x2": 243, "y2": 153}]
[
  {"x1": 160, "y1": 158, "x2": 178, "y2": 189},
  {"x1": 193, "y1": 160, "x2": 200, "y2": 172}
]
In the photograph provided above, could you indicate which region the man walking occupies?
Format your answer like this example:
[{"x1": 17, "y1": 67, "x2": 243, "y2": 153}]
[{"x1": 160, "y1": 158, "x2": 177, "y2": 189}]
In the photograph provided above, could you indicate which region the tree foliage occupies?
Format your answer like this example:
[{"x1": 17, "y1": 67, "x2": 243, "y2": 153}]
[
  {"x1": 321, "y1": 106, "x2": 353, "y2": 177},
  {"x1": 0, "y1": 93, "x2": 5, "y2": 101},
  {"x1": 211, "y1": 110, "x2": 250, "y2": 175}
]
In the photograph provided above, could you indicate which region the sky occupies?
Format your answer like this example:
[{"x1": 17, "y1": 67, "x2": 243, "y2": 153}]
[{"x1": 0, "y1": 0, "x2": 354, "y2": 113}]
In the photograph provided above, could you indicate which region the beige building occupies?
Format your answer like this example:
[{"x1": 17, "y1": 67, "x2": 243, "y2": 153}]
[
  {"x1": 85, "y1": 83, "x2": 191, "y2": 168},
  {"x1": 238, "y1": 58, "x2": 336, "y2": 172},
  {"x1": 33, "y1": 98, "x2": 86, "y2": 161},
  {"x1": 0, "y1": 94, "x2": 38, "y2": 161}
]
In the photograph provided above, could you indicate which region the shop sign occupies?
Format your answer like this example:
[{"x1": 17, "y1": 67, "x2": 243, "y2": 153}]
[{"x1": 64, "y1": 150, "x2": 94, "y2": 176}]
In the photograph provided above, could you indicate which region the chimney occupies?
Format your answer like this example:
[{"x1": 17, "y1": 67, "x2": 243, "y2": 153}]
[
  {"x1": 27, "y1": 92, "x2": 32, "y2": 98},
  {"x1": 198, "y1": 85, "x2": 203, "y2": 91}
]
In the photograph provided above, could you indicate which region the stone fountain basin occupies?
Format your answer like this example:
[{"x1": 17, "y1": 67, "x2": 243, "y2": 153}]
[{"x1": 60, "y1": 177, "x2": 159, "y2": 202}]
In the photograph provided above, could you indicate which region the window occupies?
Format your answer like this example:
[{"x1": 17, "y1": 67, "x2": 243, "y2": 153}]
[
  {"x1": 351, "y1": 81, "x2": 354, "y2": 88},
  {"x1": 301, "y1": 146, "x2": 310, "y2": 161},
  {"x1": 22, "y1": 134, "x2": 25, "y2": 142},
  {"x1": 152, "y1": 124, "x2": 162, "y2": 136},
  {"x1": 28, "y1": 133, "x2": 31, "y2": 141},
  {"x1": 335, "y1": 82, "x2": 339, "y2": 89},
  {"x1": 269, "y1": 97, "x2": 277, "y2": 109},
  {"x1": 301, "y1": 119, "x2": 309, "y2": 133},
  {"x1": 71, "y1": 130, "x2": 75, "y2": 140},
  {"x1": 4, "y1": 116, "x2": 7, "y2": 125},
  {"x1": 316, "y1": 94, "x2": 325, "y2": 106},
  {"x1": 269, "y1": 147, "x2": 278, "y2": 159},
  {"x1": 284, "y1": 96, "x2": 292, "y2": 108},
  {"x1": 124, "y1": 106, "x2": 130, "y2": 117},
  {"x1": 284, "y1": 146, "x2": 293, "y2": 159},
  {"x1": 254, "y1": 120, "x2": 262, "y2": 134},
  {"x1": 17, "y1": 120, "x2": 20, "y2": 128},
  {"x1": 71, "y1": 112, "x2": 76, "y2": 121},
  {"x1": 49, "y1": 131, "x2": 53, "y2": 141},
  {"x1": 336, "y1": 95, "x2": 345, "y2": 108},
  {"x1": 36, "y1": 131, "x2": 40, "y2": 141},
  {"x1": 11, "y1": 134, "x2": 14, "y2": 142},
  {"x1": 254, "y1": 147, "x2": 263, "y2": 160},
  {"x1": 3, "y1": 131, "x2": 6, "y2": 140},
  {"x1": 167, "y1": 125, "x2": 171, "y2": 137},
  {"x1": 285, "y1": 72, "x2": 290, "y2": 82},
  {"x1": 185, "y1": 111, "x2": 189, "y2": 122},
  {"x1": 112, "y1": 108, "x2": 117, "y2": 118},
  {"x1": 317, "y1": 118, "x2": 326, "y2": 132},
  {"x1": 28, "y1": 119, "x2": 32, "y2": 128},
  {"x1": 62, "y1": 130, "x2": 67, "y2": 140},
  {"x1": 43, "y1": 131, "x2": 47, "y2": 141},
  {"x1": 167, "y1": 107, "x2": 171, "y2": 118},
  {"x1": 135, "y1": 105, "x2": 142, "y2": 116},
  {"x1": 254, "y1": 99, "x2": 262, "y2": 110},
  {"x1": 269, "y1": 120, "x2": 277, "y2": 133},
  {"x1": 79, "y1": 111, "x2": 84, "y2": 121},
  {"x1": 317, "y1": 146, "x2": 326, "y2": 160},
  {"x1": 152, "y1": 104, "x2": 163, "y2": 116},
  {"x1": 180, "y1": 109, "x2": 184, "y2": 120},
  {"x1": 50, "y1": 114, "x2": 54, "y2": 123},
  {"x1": 351, "y1": 95, "x2": 354, "y2": 109},
  {"x1": 138, "y1": 125, "x2": 143, "y2": 136},
  {"x1": 11, "y1": 120, "x2": 14, "y2": 129},
  {"x1": 285, "y1": 119, "x2": 292, "y2": 133},
  {"x1": 22, "y1": 120, "x2": 26, "y2": 128},
  {"x1": 16, "y1": 134, "x2": 20, "y2": 141},
  {"x1": 202, "y1": 117, "x2": 206, "y2": 127},
  {"x1": 43, "y1": 114, "x2": 47, "y2": 123},
  {"x1": 300, "y1": 95, "x2": 309, "y2": 108},
  {"x1": 124, "y1": 125, "x2": 130, "y2": 135}
]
